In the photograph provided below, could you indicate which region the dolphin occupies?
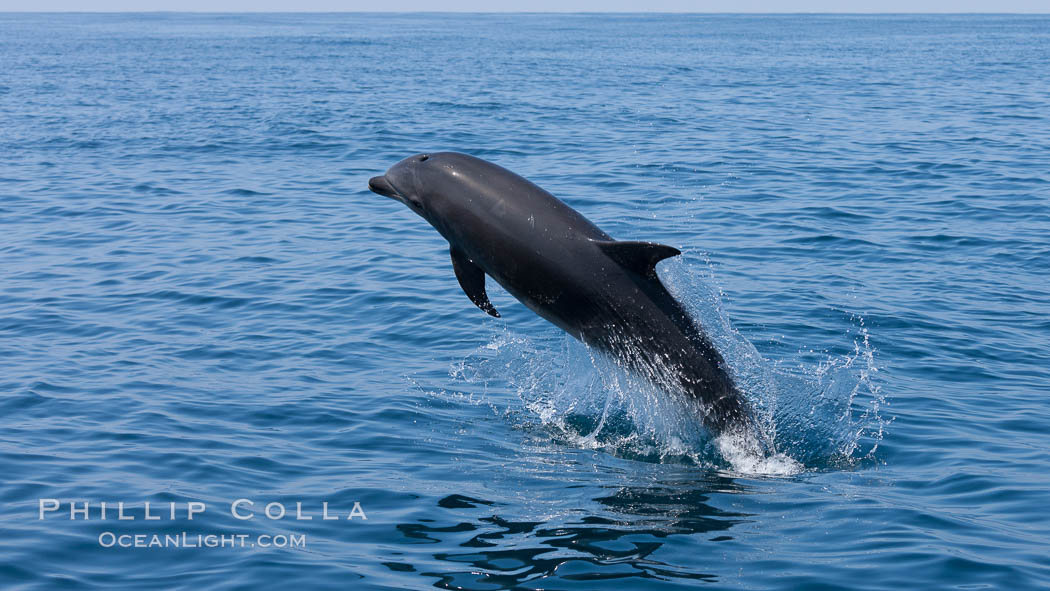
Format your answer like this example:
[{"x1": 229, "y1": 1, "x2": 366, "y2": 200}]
[{"x1": 368, "y1": 152, "x2": 756, "y2": 438}]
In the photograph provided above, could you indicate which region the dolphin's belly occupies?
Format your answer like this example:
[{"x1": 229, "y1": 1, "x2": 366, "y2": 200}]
[
  {"x1": 492, "y1": 253, "x2": 742, "y2": 425},
  {"x1": 487, "y1": 252, "x2": 677, "y2": 349}
]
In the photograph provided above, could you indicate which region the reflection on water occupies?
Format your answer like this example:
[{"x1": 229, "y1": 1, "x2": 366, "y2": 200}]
[{"x1": 398, "y1": 476, "x2": 751, "y2": 589}]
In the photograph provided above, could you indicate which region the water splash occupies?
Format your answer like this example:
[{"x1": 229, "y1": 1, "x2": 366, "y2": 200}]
[{"x1": 450, "y1": 256, "x2": 886, "y2": 476}]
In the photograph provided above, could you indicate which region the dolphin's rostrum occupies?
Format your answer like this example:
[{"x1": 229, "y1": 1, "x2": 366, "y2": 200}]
[{"x1": 369, "y1": 152, "x2": 757, "y2": 438}]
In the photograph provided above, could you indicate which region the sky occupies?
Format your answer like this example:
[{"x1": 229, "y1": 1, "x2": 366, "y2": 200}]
[{"x1": 1, "y1": 1, "x2": 1048, "y2": 12}]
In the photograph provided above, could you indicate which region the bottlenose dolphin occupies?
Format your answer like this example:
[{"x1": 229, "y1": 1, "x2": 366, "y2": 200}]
[{"x1": 368, "y1": 152, "x2": 755, "y2": 437}]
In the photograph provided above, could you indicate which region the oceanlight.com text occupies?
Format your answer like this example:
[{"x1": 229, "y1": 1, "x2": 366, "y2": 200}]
[{"x1": 98, "y1": 531, "x2": 307, "y2": 549}]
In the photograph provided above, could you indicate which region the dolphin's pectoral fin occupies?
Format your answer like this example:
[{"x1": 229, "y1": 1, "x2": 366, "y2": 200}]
[
  {"x1": 595, "y1": 240, "x2": 682, "y2": 279},
  {"x1": 450, "y1": 247, "x2": 501, "y2": 318}
]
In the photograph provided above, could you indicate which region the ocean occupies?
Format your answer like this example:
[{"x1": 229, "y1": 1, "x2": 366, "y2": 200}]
[{"x1": 1, "y1": 12, "x2": 1048, "y2": 590}]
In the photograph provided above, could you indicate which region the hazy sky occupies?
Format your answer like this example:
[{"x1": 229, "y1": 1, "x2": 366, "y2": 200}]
[{"x1": 1, "y1": 1, "x2": 1048, "y2": 12}]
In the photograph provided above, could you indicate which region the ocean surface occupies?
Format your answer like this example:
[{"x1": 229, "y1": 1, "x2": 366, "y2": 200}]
[{"x1": 2, "y1": 12, "x2": 1049, "y2": 590}]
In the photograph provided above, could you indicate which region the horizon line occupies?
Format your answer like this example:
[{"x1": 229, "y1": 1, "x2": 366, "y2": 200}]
[{"x1": 2, "y1": 10, "x2": 1049, "y2": 13}]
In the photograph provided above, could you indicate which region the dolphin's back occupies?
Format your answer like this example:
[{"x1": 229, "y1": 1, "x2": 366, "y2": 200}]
[{"x1": 430, "y1": 152, "x2": 612, "y2": 243}]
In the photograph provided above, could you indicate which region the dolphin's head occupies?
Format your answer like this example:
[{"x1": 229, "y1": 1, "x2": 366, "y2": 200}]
[
  {"x1": 368, "y1": 152, "x2": 467, "y2": 217},
  {"x1": 368, "y1": 152, "x2": 483, "y2": 234},
  {"x1": 367, "y1": 153, "x2": 433, "y2": 214}
]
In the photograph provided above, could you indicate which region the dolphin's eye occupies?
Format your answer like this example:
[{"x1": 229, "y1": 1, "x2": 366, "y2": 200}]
[{"x1": 419, "y1": 154, "x2": 429, "y2": 162}]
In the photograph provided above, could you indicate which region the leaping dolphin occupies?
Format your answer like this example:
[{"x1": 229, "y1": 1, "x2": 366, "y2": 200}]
[{"x1": 368, "y1": 152, "x2": 756, "y2": 438}]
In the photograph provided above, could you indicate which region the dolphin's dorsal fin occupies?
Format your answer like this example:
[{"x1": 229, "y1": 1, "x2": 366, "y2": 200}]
[
  {"x1": 595, "y1": 240, "x2": 681, "y2": 279},
  {"x1": 450, "y1": 247, "x2": 500, "y2": 318}
]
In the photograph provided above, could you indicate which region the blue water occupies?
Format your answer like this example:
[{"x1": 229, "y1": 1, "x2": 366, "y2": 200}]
[{"x1": 2, "y1": 12, "x2": 1049, "y2": 590}]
